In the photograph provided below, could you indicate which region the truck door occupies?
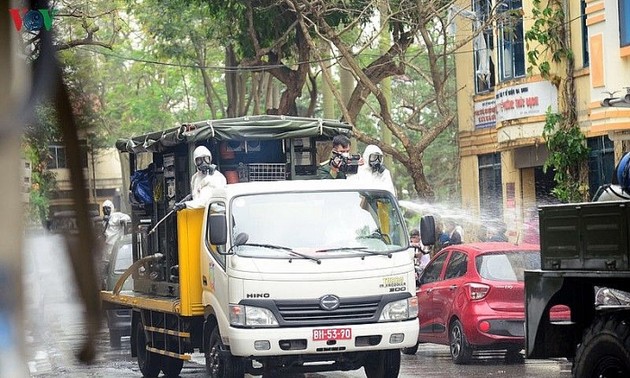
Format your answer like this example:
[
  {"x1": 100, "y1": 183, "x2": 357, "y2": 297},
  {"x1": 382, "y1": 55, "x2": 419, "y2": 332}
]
[{"x1": 201, "y1": 202, "x2": 230, "y2": 315}]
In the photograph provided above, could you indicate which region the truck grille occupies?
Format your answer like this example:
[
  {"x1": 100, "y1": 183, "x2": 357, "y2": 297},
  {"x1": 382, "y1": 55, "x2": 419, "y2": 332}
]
[
  {"x1": 239, "y1": 293, "x2": 410, "y2": 327},
  {"x1": 274, "y1": 297, "x2": 381, "y2": 325}
]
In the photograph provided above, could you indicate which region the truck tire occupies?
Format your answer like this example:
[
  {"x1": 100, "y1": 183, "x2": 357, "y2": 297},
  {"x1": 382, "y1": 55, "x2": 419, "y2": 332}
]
[
  {"x1": 449, "y1": 319, "x2": 473, "y2": 364},
  {"x1": 364, "y1": 349, "x2": 401, "y2": 378},
  {"x1": 161, "y1": 356, "x2": 184, "y2": 377},
  {"x1": 573, "y1": 314, "x2": 630, "y2": 378},
  {"x1": 401, "y1": 342, "x2": 419, "y2": 355},
  {"x1": 135, "y1": 320, "x2": 162, "y2": 377},
  {"x1": 205, "y1": 326, "x2": 244, "y2": 378}
]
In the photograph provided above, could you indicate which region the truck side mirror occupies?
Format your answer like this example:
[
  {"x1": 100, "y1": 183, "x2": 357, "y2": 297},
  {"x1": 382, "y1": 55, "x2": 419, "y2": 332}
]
[
  {"x1": 209, "y1": 213, "x2": 227, "y2": 246},
  {"x1": 420, "y1": 215, "x2": 436, "y2": 246}
]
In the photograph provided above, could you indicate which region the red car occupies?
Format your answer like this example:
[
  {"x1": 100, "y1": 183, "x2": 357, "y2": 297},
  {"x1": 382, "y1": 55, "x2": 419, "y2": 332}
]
[{"x1": 404, "y1": 242, "x2": 567, "y2": 364}]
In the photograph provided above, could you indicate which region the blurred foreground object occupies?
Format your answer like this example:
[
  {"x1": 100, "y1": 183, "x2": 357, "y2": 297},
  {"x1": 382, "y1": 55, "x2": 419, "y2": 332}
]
[
  {"x1": 0, "y1": 0, "x2": 102, "y2": 374},
  {"x1": 0, "y1": 0, "x2": 29, "y2": 375}
]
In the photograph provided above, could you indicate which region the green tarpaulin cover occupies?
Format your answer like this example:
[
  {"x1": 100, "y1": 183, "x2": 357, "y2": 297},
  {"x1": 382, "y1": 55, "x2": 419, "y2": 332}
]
[{"x1": 116, "y1": 115, "x2": 353, "y2": 154}]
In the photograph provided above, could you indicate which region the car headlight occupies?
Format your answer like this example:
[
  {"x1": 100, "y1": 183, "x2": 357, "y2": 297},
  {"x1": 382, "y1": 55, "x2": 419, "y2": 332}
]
[
  {"x1": 229, "y1": 305, "x2": 279, "y2": 327},
  {"x1": 379, "y1": 297, "x2": 418, "y2": 322}
]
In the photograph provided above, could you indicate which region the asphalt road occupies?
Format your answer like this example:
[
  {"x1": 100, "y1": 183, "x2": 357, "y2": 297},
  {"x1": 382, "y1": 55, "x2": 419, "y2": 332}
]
[{"x1": 22, "y1": 231, "x2": 572, "y2": 377}]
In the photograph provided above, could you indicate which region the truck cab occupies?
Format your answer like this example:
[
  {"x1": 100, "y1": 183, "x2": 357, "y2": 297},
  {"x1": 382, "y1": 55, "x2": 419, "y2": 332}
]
[{"x1": 199, "y1": 180, "x2": 417, "y2": 375}]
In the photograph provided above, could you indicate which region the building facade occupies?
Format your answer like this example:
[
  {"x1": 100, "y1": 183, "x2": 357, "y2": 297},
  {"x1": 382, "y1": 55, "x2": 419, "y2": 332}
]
[
  {"x1": 453, "y1": 0, "x2": 626, "y2": 241},
  {"x1": 47, "y1": 141, "x2": 124, "y2": 229}
]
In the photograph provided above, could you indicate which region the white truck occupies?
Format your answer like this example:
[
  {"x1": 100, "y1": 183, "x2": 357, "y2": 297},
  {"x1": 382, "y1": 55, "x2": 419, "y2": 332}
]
[{"x1": 101, "y1": 115, "x2": 418, "y2": 377}]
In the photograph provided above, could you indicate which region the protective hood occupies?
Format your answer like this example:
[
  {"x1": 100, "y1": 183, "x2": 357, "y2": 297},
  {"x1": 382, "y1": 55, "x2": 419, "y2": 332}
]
[
  {"x1": 362, "y1": 144, "x2": 383, "y2": 162},
  {"x1": 102, "y1": 200, "x2": 114, "y2": 211},
  {"x1": 193, "y1": 145, "x2": 212, "y2": 161}
]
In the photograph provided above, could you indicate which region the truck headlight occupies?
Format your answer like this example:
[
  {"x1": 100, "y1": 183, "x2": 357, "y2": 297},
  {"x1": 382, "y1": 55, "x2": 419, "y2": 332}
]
[
  {"x1": 229, "y1": 305, "x2": 279, "y2": 327},
  {"x1": 379, "y1": 297, "x2": 418, "y2": 322}
]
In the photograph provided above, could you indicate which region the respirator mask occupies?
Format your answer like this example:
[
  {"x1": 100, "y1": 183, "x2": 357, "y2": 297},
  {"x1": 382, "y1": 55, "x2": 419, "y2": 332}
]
[
  {"x1": 369, "y1": 153, "x2": 385, "y2": 174},
  {"x1": 195, "y1": 156, "x2": 215, "y2": 174}
]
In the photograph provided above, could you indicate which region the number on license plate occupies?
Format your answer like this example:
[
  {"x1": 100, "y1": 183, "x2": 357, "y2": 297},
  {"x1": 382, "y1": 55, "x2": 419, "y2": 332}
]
[{"x1": 312, "y1": 328, "x2": 352, "y2": 341}]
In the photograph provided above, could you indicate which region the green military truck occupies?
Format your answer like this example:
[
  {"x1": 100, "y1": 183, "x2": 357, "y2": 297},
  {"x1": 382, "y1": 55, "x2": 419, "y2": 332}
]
[{"x1": 525, "y1": 199, "x2": 630, "y2": 377}]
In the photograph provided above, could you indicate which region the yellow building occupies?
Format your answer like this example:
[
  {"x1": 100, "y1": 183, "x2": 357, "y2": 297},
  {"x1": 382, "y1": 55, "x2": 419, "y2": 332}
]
[
  {"x1": 47, "y1": 141, "x2": 125, "y2": 230},
  {"x1": 453, "y1": 0, "x2": 626, "y2": 242}
]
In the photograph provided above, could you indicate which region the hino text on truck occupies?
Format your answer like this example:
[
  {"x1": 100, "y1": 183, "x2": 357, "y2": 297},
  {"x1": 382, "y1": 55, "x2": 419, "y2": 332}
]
[
  {"x1": 100, "y1": 115, "x2": 419, "y2": 377},
  {"x1": 524, "y1": 152, "x2": 630, "y2": 377}
]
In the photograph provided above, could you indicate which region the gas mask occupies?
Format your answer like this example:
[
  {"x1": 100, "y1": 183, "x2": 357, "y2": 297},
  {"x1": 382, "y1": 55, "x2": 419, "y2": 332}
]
[
  {"x1": 369, "y1": 153, "x2": 385, "y2": 174},
  {"x1": 195, "y1": 156, "x2": 215, "y2": 174},
  {"x1": 102, "y1": 206, "x2": 111, "y2": 217}
]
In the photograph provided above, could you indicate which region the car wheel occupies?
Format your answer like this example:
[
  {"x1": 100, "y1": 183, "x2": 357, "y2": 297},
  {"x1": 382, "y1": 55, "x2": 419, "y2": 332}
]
[
  {"x1": 204, "y1": 325, "x2": 244, "y2": 378},
  {"x1": 364, "y1": 349, "x2": 401, "y2": 378},
  {"x1": 449, "y1": 319, "x2": 473, "y2": 364},
  {"x1": 109, "y1": 330, "x2": 122, "y2": 349},
  {"x1": 401, "y1": 342, "x2": 419, "y2": 355},
  {"x1": 573, "y1": 314, "x2": 630, "y2": 378},
  {"x1": 135, "y1": 320, "x2": 162, "y2": 377}
]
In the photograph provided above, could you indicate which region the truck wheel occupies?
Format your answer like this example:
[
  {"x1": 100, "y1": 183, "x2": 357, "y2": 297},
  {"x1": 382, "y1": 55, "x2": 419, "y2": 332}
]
[
  {"x1": 135, "y1": 321, "x2": 162, "y2": 377},
  {"x1": 205, "y1": 326, "x2": 244, "y2": 378},
  {"x1": 449, "y1": 319, "x2": 473, "y2": 364},
  {"x1": 161, "y1": 356, "x2": 184, "y2": 377},
  {"x1": 401, "y1": 342, "x2": 419, "y2": 355},
  {"x1": 364, "y1": 349, "x2": 401, "y2": 378},
  {"x1": 573, "y1": 314, "x2": 630, "y2": 378}
]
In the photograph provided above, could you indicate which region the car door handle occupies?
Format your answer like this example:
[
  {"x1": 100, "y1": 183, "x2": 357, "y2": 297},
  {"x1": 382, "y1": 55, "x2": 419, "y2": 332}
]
[
  {"x1": 425, "y1": 288, "x2": 433, "y2": 293},
  {"x1": 449, "y1": 285, "x2": 457, "y2": 290}
]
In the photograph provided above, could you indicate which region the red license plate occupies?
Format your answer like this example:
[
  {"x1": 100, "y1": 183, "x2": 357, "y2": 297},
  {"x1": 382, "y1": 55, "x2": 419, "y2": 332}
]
[{"x1": 312, "y1": 328, "x2": 352, "y2": 341}]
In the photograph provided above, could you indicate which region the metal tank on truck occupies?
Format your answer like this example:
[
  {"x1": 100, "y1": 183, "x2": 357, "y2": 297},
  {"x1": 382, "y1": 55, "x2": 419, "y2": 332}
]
[
  {"x1": 100, "y1": 115, "x2": 419, "y2": 377},
  {"x1": 525, "y1": 151, "x2": 630, "y2": 377}
]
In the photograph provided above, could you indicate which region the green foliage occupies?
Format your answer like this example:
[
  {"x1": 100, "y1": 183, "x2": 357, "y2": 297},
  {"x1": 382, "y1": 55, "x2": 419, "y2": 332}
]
[
  {"x1": 525, "y1": 0, "x2": 572, "y2": 78},
  {"x1": 525, "y1": 0, "x2": 587, "y2": 202},
  {"x1": 23, "y1": 105, "x2": 60, "y2": 225},
  {"x1": 542, "y1": 109, "x2": 589, "y2": 202}
]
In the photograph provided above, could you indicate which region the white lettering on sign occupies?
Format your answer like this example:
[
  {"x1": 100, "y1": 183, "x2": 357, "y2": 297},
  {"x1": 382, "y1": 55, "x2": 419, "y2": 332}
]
[{"x1": 495, "y1": 81, "x2": 557, "y2": 122}]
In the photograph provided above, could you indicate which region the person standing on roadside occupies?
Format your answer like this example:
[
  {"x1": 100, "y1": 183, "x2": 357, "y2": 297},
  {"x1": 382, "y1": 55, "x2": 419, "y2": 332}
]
[{"x1": 101, "y1": 200, "x2": 130, "y2": 255}]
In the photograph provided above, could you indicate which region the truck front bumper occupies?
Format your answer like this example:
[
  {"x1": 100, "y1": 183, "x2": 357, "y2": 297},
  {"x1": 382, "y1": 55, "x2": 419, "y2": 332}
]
[{"x1": 226, "y1": 319, "x2": 419, "y2": 357}]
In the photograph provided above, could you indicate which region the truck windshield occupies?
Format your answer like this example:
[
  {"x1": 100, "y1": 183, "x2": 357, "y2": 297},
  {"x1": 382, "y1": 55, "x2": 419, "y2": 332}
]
[{"x1": 231, "y1": 190, "x2": 407, "y2": 258}]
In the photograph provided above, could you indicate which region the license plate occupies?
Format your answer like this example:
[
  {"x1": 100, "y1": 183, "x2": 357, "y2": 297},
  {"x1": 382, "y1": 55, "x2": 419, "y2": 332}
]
[{"x1": 312, "y1": 328, "x2": 352, "y2": 341}]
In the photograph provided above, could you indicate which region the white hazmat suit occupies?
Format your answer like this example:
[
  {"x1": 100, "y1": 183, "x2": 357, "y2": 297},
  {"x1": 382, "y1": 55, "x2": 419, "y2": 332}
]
[
  {"x1": 102, "y1": 199, "x2": 131, "y2": 247},
  {"x1": 350, "y1": 144, "x2": 396, "y2": 196},
  {"x1": 182, "y1": 146, "x2": 227, "y2": 209}
]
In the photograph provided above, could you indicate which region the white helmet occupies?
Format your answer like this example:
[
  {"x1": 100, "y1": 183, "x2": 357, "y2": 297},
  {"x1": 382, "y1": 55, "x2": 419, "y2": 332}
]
[{"x1": 193, "y1": 146, "x2": 213, "y2": 173}]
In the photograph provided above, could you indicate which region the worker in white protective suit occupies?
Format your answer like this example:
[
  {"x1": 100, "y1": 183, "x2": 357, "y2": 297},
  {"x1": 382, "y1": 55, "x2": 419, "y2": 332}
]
[
  {"x1": 174, "y1": 145, "x2": 227, "y2": 211},
  {"x1": 101, "y1": 199, "x2": 131, "y2": 251},
  {"x1": 350, "y1": 144, "x2": 396, "y2": 196}
]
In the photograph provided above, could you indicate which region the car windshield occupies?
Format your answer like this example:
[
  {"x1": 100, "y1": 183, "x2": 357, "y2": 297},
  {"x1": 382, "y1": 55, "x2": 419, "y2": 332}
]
[
  {"x1": 114, "y1": 243, "x2": 133, "y2": 273},
  {"x1": 475, "y1": 251, "x2": 540, "y2": 282},
  {"x1": 231, "y1": 190, "x2": 407, "y2": 258}
]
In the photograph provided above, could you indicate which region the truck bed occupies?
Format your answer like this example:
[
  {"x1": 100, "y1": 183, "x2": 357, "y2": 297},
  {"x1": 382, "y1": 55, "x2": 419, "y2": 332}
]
[{"x1": 100, "y1": 290, "x2": 188, "y2": 315}]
